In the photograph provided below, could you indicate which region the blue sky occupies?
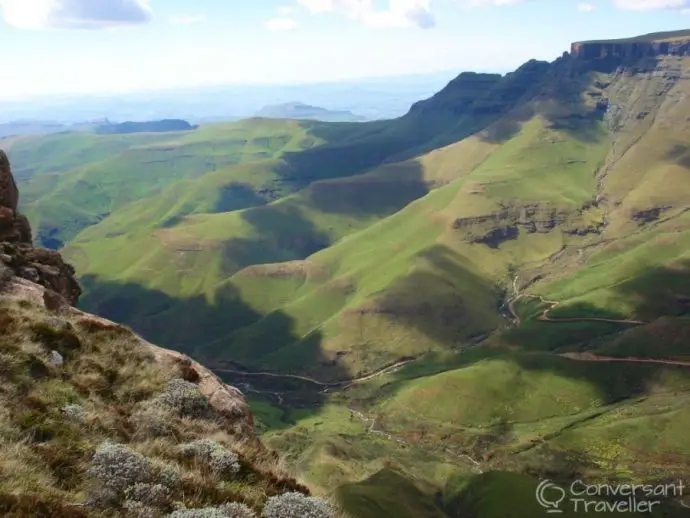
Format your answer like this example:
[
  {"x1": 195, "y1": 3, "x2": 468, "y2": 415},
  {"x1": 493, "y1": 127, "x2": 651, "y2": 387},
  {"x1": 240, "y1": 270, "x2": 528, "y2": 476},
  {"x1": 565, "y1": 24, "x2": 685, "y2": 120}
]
[{"x1": 0, "y1": 0, "x2": 688, "y2": 100}]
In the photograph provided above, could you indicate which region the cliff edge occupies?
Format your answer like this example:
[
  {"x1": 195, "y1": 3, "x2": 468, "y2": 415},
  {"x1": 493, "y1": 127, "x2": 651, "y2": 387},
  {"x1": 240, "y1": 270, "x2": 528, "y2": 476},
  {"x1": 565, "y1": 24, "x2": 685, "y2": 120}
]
[{"x1": 571, "y1": 29, "x2": 690, "y2": 60}]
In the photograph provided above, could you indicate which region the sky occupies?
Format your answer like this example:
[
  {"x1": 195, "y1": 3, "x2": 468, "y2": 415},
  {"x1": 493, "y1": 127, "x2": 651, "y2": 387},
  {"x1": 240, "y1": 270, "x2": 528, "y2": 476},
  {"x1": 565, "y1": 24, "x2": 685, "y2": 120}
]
[{"x1": 0, "y1": 0, "x2": 688, "y2": 100}]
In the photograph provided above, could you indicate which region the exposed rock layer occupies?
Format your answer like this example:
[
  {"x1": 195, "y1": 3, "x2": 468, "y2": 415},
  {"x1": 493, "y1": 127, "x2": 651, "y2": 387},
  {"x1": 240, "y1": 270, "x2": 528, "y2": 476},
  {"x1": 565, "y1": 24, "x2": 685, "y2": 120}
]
[{"x1": 571, "y1": 39, "x2": 690, "y2": 60}]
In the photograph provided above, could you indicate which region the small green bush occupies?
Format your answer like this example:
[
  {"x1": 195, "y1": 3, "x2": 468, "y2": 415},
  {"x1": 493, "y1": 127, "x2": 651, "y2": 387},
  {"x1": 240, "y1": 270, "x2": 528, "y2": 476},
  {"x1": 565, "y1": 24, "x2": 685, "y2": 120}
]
[
  {"x1": 155, "y1": 379, "x2": 214, "y2": 419},
  {"x1": 61, "y1": 404, "x2": 86, "y2": 424},
  {"x1": 87, "y1": 442, "x2": 150, "y2": 492},
  {"x1": 125, "y1": 483, "x2": 171, "y2": 508},
  {"x1": 167, "y1": 502, "x2": 256, "y2": 518},
  {"x1": 130, "y1": 401, "x2": 177, "y2": 439},
  {"x1": 151, "y1": 460, "x2": 182, "y2": 490},
  {"x1": 179, "y1": 439, "x2": 241, "y2": 478},
  {"x1": 261, "y1": 492, "x2": 334, "y2": 518}
]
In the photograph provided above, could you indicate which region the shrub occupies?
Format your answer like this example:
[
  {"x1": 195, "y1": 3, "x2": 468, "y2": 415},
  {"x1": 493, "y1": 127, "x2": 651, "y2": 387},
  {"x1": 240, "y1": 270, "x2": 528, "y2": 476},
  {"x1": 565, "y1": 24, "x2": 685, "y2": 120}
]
[
  {"x1": 261, "y1": 492, "x2": 334, "y2": 518},
  {"x1": 61, "y1": 404, "x2": 86, "y2": 424},
  {"x1": 218, "y1": 503, "x2": 257, "y2": 518},
  {"x1": 123, "y1": 499, "x2": 160, "y2": 518},
  {"x1": 83, "y1": 487, "x2": 120, "y2": 509},
  {"x1": 130, "y1": 401, "x2": 177, "y2": 439},
  {"x1": 151, "y1": 460, "x2": 182, "y2": 490},
  {"x1": 87, "y1": 442, "x2": 150, "y2": 492},
  {"x1": 167, "y1": 503, "x2": 256, "y2": 518},
  {"x1": 179, "y1": 439, "x2": 240, "y2": 478},
  {"x1": 125, "y1": 483, "x2": 171, "y2": 508},
  {"x1": 155, "y1": 379, "x2": 213, "y2": 419}
]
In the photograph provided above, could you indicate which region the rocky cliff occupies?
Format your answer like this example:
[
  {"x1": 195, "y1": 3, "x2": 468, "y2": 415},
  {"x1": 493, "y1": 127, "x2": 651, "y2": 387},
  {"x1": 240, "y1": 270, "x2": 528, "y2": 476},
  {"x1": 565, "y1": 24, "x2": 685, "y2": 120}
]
[{"x1": 571, "y1": 33, "x2": 690, "y2": 61}]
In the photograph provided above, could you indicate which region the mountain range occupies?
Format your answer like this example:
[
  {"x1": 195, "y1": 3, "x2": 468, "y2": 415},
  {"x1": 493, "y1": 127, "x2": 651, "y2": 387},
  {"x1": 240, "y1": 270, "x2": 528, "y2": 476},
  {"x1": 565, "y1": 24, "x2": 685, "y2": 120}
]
[{"x1": 2, "y1": 29, "x2": 690, "y2": 517}]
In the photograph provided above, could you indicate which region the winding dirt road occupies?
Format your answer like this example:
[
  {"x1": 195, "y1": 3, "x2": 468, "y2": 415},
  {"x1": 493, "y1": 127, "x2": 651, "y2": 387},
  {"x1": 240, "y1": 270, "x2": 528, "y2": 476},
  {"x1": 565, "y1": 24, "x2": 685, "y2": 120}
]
[
  {"x1": 561, "y1": 352, "x2": 690, "y2": 368},
  {"x1": 212, "y1": 357, "x2": 416, "y2": 389},
  {"x1": 504, "y1": 277, "x2": 690, "y2": 368},
  {"x1": 507, "y1": 293, "x2": 646, "y2": 326}
]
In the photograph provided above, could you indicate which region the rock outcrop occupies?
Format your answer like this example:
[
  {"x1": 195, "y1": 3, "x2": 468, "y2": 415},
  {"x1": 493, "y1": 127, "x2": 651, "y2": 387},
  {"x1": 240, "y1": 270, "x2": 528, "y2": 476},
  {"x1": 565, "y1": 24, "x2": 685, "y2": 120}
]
[
  {"x1": 451, "y1": 201, "x2": 604, "y2": 247},
  {"x1": 0, "y1": 150, "x2": 77, "y2": 303},
  {"x1": 0, "y1": 148, "x2": 256, "y2": 440},
  {"x1": 0, "y1": 150, "x2": 31, "y2": 244},
  {"x1": 571, "y1": 30, "x2": 690, "y2": 61},
  {"x1": 0, "y1": 242, "x2": 81, "y2": 306},
  {"x1": 0, "y1": 150, "x2": 18, "y2": 211}
]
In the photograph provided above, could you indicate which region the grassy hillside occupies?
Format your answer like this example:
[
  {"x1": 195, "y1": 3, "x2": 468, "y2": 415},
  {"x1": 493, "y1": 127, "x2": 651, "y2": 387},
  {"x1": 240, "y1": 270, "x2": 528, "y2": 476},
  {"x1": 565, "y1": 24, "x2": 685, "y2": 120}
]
[{"x1": 7, "y1": 118, "x2": 343, "y2": 248}]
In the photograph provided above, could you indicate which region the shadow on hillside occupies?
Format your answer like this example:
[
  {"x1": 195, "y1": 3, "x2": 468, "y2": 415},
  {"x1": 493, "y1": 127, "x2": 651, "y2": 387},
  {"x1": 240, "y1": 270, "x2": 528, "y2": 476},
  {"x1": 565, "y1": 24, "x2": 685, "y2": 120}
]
[
  {"x1": 476, "y1": 55, "x2": 662, "y2": 146},
  {"x1": 213, "y1": 183, "x2": 267, "y2": 213},
  {"x1": 78, "y1": 274, "x2": 350, "y2": 412},
  {"x1": 353, "y1": 244, "x2": 503, "y2": 351},
  {"x1": 668, "y1": 143, "x2": 690, "y2": 169},
  {"x1": 614, "y1": 259, "x2": 690, "y2": 319},
  {"x1": 223, "y1": 204, "x2": 332, "y2": 276},
  {"x1": 305, "y1": 160, "x2": 429, "y2": 216}
]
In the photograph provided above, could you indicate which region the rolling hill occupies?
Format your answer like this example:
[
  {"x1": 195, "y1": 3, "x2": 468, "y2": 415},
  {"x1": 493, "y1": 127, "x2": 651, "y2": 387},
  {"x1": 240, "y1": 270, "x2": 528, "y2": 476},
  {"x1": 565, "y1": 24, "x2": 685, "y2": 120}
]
[{"x1": 7, "y1": 29, "x2": 690, "y2": 518}]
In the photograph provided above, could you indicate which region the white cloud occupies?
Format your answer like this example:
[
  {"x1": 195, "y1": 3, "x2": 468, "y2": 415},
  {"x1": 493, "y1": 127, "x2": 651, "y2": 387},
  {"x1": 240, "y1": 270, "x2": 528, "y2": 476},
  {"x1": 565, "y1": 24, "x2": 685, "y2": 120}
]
[
  {"x1": 265, "y1": 17, "x2": 298, "y2": 31},
  {"x1": 462, "y1": 0, "x2": 526, "y2": 6},
  {"x1": 577, "y1": 2, "x2": 596, "y2": 10},
  {"x1": 611, "y1": 0, "x2": 689, "y2": 9},
  {"x1": 277, "y1": 5, "x2": 297, "y2": 16},
  {"x1": 297, "y1": 0, "x2": 435, "y2": 29},
  {"x1": 169, "y1": 13, "x2": 206, "y2": 25},
  {"x1": 0, "y1": 0, "x2": 152, "y2": 29}
]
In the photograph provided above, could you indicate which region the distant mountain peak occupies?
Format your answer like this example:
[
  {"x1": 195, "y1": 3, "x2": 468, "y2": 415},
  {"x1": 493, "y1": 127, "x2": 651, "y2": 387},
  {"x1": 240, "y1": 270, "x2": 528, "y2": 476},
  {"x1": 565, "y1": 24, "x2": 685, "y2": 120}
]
[{"x1": 255, "y1": 101, "x2": 366, "y2": 122}]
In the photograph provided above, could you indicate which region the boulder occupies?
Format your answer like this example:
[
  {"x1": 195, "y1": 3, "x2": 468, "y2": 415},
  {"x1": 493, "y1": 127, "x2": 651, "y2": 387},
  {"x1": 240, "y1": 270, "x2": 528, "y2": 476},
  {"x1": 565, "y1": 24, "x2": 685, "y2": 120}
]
[{"x1": 0, "y1": 149, "x2": 80, "y2": 303}]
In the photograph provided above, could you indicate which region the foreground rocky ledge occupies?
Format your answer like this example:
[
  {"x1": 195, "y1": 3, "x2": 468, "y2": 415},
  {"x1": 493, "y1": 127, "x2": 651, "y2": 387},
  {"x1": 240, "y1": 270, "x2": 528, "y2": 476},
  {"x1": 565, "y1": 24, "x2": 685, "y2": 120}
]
[{"x1": 0, "y1": 274, "x2": 256, "y2": 440}]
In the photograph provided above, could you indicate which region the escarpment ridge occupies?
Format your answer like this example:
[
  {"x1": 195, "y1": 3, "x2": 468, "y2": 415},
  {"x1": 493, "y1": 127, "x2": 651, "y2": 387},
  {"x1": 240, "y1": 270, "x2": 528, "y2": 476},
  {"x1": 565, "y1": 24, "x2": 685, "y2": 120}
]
[{"x1": 571, "y1": 29, "x2": 690, "y2": 60}]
